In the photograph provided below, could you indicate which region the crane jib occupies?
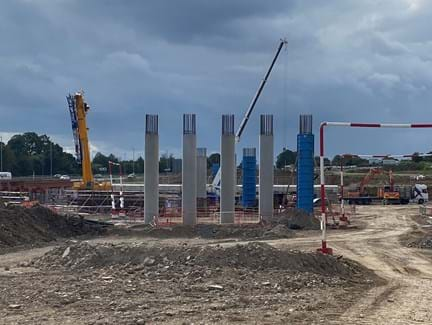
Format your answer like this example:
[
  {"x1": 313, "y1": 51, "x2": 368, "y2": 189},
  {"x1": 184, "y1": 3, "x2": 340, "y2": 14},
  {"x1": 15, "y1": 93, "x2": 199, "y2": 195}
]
[{"x1": 235, "y1": 39, "x2": 287, "y2": 141}]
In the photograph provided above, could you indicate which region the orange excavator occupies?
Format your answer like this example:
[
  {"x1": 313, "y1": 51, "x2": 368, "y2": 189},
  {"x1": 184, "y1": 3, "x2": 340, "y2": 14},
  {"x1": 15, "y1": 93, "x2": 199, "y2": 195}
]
[{"x1": 345, "y1": 168, "x2": 399, "y2": 204}]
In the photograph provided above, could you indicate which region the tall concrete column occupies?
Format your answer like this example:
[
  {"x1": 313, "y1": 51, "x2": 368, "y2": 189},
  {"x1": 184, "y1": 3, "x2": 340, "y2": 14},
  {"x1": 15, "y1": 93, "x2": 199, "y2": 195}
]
[
  {"x1": 144, "y1": 115, "x2": 159, "y2": 224},
  {"x1": 182, "y1": 114, "x2": 197, "y2": 225},
  {"x1": 259, "y1": 114, "x2": 274, "y2": 219},
  {"x1": 197, "y1": 148, "x2": 207, "y2": 207},
  {"x1": 220, "y1": 115, "x2": 236, "y2": 224}
]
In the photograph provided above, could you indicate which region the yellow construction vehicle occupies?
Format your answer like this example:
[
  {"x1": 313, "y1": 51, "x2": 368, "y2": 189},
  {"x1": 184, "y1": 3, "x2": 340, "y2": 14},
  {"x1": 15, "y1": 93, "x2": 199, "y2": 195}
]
[{"x1": 67, "y1": 91, "x2": 111, "y2": 190}]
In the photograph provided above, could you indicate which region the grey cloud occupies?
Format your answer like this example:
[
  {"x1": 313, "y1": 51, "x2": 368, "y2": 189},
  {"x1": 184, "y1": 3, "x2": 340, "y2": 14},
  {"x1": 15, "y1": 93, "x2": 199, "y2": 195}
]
[{"x1": 1, "y1": 0, "x2": 432, "y2": 159}]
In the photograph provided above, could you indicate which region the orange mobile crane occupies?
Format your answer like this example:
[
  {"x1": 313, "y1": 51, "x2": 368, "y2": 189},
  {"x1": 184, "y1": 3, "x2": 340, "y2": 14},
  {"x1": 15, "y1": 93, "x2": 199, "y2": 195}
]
[{"x1": 67, "y1": 91, "x2": 110, "y2": 190}]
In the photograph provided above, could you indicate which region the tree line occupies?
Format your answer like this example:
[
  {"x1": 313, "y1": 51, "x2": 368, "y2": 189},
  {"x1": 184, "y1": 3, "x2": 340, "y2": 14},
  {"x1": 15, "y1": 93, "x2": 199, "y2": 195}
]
[{"x1": 1, "y1": 132, "x2": 430, "y2": 177}]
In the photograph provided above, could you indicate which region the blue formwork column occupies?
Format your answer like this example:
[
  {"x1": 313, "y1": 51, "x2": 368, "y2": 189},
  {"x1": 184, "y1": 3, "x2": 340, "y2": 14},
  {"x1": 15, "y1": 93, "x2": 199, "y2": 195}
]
[
  {"x1": 242, "y1": 148, "x2": 257, "y2": 207},
  {"x1": 297, "y1": 115, "x2": 314, "y2": 213}
]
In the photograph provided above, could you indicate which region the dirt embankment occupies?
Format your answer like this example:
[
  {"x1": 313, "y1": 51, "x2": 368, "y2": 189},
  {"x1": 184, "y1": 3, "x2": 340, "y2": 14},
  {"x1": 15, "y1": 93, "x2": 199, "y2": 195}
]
[
  {"x1": 1, "y1": 241, "x2": 375, "y2": 324},
  {"x1": 35, "y1": 241, "x2": 365, "y2": 277},
  {"x1": 118, "y1": 222, "x2": 295, "y2": 240},
  {"x1": 0, "y1": 205, "x2": 109, "y2": 251}
]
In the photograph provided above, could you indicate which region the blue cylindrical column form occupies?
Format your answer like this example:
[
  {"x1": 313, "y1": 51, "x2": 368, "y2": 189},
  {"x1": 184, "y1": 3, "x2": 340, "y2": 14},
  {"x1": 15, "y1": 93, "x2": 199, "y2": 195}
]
[
  {"x1": 242, "y1": 148, "x2": 256, "y2": 207},
  {"x1": 297, "y1": 115, "x2": 314, "y2": 213}
]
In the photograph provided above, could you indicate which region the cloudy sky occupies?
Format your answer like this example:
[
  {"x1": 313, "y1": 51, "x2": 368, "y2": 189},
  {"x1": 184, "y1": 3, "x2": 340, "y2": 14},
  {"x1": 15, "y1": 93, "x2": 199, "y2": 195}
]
[{"x1": 1, "y1": 0, "x2": 432, "y2": 159}]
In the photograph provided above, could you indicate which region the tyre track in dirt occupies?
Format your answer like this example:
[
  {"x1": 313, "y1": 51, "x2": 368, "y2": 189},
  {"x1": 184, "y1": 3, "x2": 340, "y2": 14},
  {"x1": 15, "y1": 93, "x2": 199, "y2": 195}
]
[{"x1": 272, "y1": 205, "x2": 432, "y2": 324}]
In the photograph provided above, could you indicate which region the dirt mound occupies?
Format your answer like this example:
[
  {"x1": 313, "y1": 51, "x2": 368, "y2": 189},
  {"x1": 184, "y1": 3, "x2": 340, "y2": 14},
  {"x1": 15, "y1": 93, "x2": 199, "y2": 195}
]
[
  {"x1": 16, "y1": 240, "x2": 378, "y2": 324},
  {"x1": 268, "y1": 208, "x2": 321, "y2": 230},
  {"x1": 117, "y1": 222, "x2": 294, "y2": 240},
  {"x1": 406, "y1": 233, "x2": 432, "y2": 249},
  {"x1": 401, "y1": 215, "x2": 432, "y2": 249},
  {"x1": 35, "y1": 241, "x2": 366, "y2": 278},
  {"x1": 0, "y1": 205, "x2": 109, "y2": 249}
]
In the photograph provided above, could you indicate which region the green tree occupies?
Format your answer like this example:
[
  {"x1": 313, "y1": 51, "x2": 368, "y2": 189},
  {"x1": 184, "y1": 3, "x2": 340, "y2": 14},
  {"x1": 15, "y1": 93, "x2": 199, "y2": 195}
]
[
  {"x1": 332, "y1": 155, "x2": 369, "y2": 166},
  {"x1": 276, "y1": 149, "x2": 296, "y2": 169},
  {"x1": 5, "y1": 133, "x2": 80, "y2": 176},
  {"x1": 412, "y1": 152, "x2": 423, "y2": 163},
  {"x1": 136, "y1": 157, "x2": 144, "y2": 174},
  {"x1": 207, "y1": 153, "x2": 220, "y2": 168},
  {"x1": 159, "y1": 153, "x2": 174, "y2": 172},
  {"x1": 314, "y1": 156, "x2": 330, "y2": 166}
]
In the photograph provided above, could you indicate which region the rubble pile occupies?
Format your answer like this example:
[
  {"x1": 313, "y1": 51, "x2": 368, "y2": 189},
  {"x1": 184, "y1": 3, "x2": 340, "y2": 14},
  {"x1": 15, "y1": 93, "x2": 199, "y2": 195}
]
[
  {"x1": 23, "y1": 241, "x2": 377, "y2": 324},
  {"x1": 0, "y1": 205, "x2": 109, "y2": 249},
  {"x1": 407, "y1": 235, "x2": 432, "y2": 249},
  {"x1": 268, "y1": 208, "x2": 321, "y2": 230},
  {"x1": 36, "y1": 241, "x2": 366, "y2": 279},
  {"x1": 121, "y1": 222, "x2": 295, "y2": 240}
]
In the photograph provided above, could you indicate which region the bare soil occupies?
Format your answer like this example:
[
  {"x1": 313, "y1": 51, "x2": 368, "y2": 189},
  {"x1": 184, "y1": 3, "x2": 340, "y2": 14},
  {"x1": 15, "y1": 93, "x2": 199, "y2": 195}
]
[
  {"x1": 400, "y1": 213, "x2": 432, "y2": 249},
  {"x1": 0, "y1": 205, "x2": 109, "y2": 251},
  {"x1": 0, "y1": 205, "x2": 431, "y2": 324},
  {"x1": 0, "y1": 241, "x2": 377, "y2": 325},
  {"x1": 112, "y1": 222, "x2": 296, "y2": 241}
]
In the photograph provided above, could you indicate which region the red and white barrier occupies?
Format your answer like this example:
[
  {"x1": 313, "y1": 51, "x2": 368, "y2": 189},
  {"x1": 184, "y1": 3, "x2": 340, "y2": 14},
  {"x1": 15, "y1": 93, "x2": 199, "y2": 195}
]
[
  {"x1": 109, "y1": 161, "x2": 125, "y2": 218},
  {"x1": 319, "y1": 122, "x2": 432, "y2": 255}
]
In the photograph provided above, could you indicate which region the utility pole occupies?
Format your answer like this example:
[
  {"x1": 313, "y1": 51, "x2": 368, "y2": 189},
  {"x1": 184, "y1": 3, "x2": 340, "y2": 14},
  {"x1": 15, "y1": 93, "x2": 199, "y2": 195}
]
[
  {"x1": 50, "y1": 142, "x2": 53, "y2": 177},
  {"x1": 0, "y1": 136, "x2": 3, "y2": 172},
  {"x1": 132, "y1": 147, "x2": 135, "y2": 174}
]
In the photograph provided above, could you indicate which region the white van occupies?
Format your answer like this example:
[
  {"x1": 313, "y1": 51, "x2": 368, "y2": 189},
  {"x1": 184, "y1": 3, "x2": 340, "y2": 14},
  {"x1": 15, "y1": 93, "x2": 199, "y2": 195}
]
[{"x1": 0, "y1": 172, "x2": 12, "y2": 180}]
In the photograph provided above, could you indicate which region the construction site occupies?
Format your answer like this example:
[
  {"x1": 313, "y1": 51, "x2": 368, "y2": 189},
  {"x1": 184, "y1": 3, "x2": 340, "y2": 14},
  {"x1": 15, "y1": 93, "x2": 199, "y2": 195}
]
[{"x1": 2, "y1": 12, "x2": 432, "y2": 324}]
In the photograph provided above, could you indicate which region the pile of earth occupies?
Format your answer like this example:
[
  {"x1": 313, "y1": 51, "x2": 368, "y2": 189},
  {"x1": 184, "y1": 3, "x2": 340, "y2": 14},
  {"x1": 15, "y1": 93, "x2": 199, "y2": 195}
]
[
  {"x1": 403, "y1": 215, "x2": 432, "y2": 249},
  {"x1": 267, "y1": 208, "x2": 321, "y2": 230},
  {"x1": 0, "y1": 204, "x2": 109, "y2": 249},
  {"x1": 35, "y1": 241, "x2": 366, "y2": 278},
  {"x1": 15, "y1": 242, "x2": 379, "y2": 324},
  {"x1": 115, "y1": 222, "x2": 295, "y2": 240},
  {"x1": 405, "y1": 233, "x2": 432, "y2": 249}
]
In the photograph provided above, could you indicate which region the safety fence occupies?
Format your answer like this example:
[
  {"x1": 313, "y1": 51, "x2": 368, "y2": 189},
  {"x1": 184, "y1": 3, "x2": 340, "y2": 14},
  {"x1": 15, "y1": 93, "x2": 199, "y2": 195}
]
[
  {"x1": 419, "y1": 205, "x2": 432, "y2": 217},
  {"x1": 314, "y1": 201, "x2": 356, "y2": 226},
  {"x1": 154, "y1": 207, "x2": 260, "y2": 226}
]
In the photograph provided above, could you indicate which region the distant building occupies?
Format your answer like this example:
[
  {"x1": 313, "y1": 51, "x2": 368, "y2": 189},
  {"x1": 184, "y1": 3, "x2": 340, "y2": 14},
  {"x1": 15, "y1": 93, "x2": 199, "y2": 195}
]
[
  {"x1": 368, "y1": 158, "x2": 382, "y2": 165},
  {"x1": 382, "y1": 158, "x2": 399, "y2": 166}
]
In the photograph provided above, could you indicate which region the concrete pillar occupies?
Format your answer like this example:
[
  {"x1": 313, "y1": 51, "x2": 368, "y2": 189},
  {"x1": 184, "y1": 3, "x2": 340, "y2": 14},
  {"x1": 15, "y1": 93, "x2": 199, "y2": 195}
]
[
  {"x1": 220, "y1": 115, "x2": 235, "y2": 224},
  {"x1": 144, "y1": 115, "x2": 159, "y2": 224},
  {"x1": 197, "y1": 148, "x2": 207, "y2": 207},
  {"x1": 259, "y1": 114, "x2": 274, "y2": 219},
  {"x1": 182, "y1": 114, "x2": 197, "y2": 225}
]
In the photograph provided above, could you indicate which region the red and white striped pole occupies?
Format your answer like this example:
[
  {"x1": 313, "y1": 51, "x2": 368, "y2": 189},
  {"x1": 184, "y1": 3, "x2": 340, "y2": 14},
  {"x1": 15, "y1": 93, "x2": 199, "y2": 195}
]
[
  {"x1": 339, "y1": 160, "x2": 347, "y2": 226},
  {"x1": 118, "y1": 163, "x2": 125, "y2": 217},
  {"x1": 342, "y1": 153, "x2": 432, "y2": 159},
  {"x1": 109, "y1": 161, "x2": 125, "y2": 218},
  {"x1": 318, "y1": 122, "x2": 332, "y2": 254},
  {"x1": 108, "y1": 161, "x2": 118, "y2": 219},
  {"x1": 319, "y1": 122, "x2": 432, "y2": 254}
]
